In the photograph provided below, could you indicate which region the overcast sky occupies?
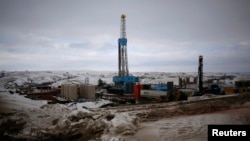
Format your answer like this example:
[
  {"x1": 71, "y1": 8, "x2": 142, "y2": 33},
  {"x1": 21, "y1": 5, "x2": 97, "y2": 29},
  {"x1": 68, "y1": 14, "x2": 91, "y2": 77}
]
[{"x1": 0, "y1": 0, "x2": 250, "y2": 72}]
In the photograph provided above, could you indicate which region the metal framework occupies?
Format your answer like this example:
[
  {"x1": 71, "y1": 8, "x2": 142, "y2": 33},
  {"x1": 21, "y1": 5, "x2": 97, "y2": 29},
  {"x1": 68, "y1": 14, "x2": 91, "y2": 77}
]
[
  {"x1": 113, "y1": 14, "x2": 139, "y2": 89},
  {"x1": 118, "y1": 14, "x2": 129, "y2": 76}
]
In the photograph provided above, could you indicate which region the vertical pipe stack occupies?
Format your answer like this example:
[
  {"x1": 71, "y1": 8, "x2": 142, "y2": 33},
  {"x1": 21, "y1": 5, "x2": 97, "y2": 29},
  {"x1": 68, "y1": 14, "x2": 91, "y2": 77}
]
[{"x1": 198, "y1": 55, "x2": 203, "y2": 95}]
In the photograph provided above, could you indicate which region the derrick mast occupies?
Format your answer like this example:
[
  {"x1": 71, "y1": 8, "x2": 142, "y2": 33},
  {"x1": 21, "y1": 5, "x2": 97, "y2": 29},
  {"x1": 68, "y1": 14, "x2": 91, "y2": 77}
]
[
  {"x1": 118, "y1": 14, "x2": 129, "y2": 76},
  {"x1": 113, "y1": 14, "x2": 139, "y2": 91}
]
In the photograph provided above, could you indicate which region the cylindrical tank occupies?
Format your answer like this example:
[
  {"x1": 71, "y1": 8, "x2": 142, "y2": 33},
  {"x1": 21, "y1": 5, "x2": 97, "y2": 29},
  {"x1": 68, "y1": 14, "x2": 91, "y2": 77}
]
[
  {"x1": 86, "y1": 85, "x2": 95, "y2": 99},
  {"x1": 61, "y1": 84, "x2": 65, "y2": 97},
  {"x1": 80, "y1": 84, "x2": 96, "y2": 99},
  {"x1": 64, "y1": 84, "x2": 69, "y2": 99},
  {"x1": 80, "y1": 84, "x2": 85, "y2": 98}
]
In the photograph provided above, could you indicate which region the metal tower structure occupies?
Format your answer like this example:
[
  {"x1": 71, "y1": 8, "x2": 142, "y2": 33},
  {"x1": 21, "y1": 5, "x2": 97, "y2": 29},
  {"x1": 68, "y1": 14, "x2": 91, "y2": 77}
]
[
  {"x1": 118, "y1": 14, "x2": 129, "y2": 76},
  {"x1": 198, "y1": 55, "x2": 203, "y2": 95},
  {"x1": 113, "y1": 14, "x2": 139, "y2": 91}
]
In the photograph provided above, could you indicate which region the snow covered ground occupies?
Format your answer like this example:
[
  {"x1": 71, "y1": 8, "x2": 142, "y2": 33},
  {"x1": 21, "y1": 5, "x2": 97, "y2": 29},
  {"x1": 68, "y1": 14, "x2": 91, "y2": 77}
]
[
  {"x1": 1, "y1": 70, "x2": 248, "y2": 90},
  {"x1": 0, "y1": 92, "x2": 47, "y2": 113},
  {"x1": 0, "y1": 70, "x2": 114, "y2": 90},
  {"x1": 0, "y1": 90, "x2": 137, "y2": 140},
  {"x1": 1, "y1": 90, "x2": 249, "y2": 140},
  {"x1": 0, "y1": 70, "x2": 250, "y2": 140}
]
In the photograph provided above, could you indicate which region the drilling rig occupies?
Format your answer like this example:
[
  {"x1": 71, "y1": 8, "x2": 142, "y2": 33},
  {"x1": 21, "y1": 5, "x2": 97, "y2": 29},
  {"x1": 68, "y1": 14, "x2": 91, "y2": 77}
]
[
  {"x1": 118, "y1": 14, "x2": 129, "y2": 77},
  {"x1": 113, "y1": 14, "x2": 139, "y2": 93}
]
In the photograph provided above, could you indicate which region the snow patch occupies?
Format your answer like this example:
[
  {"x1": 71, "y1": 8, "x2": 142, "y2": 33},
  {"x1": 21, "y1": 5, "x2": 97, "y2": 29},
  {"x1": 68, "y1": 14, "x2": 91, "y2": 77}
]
[
  {"x1": 0, "y1": 92, "x2": 47, "y2": 113},
  {"x1": 102, "y1": 112, "x2": 139, "y2": 141}
]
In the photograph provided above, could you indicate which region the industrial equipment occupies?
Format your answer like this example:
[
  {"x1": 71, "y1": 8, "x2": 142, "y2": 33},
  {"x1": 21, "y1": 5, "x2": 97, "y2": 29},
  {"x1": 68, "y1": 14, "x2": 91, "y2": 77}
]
[
  {"x1": 198, "y1": 55, "x2": 203, "y2": 95},
  {"x1": 113, "y1": 14, "x2": 139, "y2": 93}
]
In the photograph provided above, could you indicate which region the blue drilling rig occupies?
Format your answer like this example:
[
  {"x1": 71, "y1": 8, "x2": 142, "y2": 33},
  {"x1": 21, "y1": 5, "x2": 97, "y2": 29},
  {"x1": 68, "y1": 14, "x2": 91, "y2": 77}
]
[{"x1": 113, "y1": 14, "x2": 139, "y2": 93}]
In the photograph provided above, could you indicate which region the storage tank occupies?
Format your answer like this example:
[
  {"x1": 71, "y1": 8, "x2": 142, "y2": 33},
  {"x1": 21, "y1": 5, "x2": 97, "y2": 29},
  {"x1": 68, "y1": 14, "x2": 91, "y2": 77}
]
[
  {"x1": 80, "y1": 84, "x2": 96, "y2": 99},
  {"x1": 86, "y1": 85, "x2": 96, "y2": 99},
  {"x1": 62, "y1": 84, "x2": 68, "y2": 99},
  {"x1": 66, "y1": 84, "x2": 70, "y2": 99},
  {"x1": 61, "y1": 84, "x2": 65, "y2": 97},
  {"x1": 79, "y1": 84, "x2": 85, "y2": 98},
  {"x1": 68, "y1": 84, "x2": 77, "y2": 100},
  {"x1": 61, "y1": 84, "x2": 78, "y2": 100}
]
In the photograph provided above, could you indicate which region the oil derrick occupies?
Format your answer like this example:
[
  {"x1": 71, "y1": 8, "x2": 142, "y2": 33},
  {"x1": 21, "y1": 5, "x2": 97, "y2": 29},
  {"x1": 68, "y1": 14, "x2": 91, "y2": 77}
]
[
  {"x1": 118, "y1": 14, "x2": 129, "y2": 76},
  {"x1": 113, "y1": 14, "x2": 139, "y2": 91}
]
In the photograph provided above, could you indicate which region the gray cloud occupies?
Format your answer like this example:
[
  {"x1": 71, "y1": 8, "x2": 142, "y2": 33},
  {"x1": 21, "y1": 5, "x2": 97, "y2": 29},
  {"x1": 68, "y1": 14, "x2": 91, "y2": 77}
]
[{"x1": 0, "y1": 0, "x2": 250, "y2": 72}]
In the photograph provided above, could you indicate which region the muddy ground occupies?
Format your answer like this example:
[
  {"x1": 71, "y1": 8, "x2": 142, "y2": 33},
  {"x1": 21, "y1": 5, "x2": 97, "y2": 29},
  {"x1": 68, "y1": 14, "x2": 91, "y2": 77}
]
[
  {"x1": 126, "y1": 107, "x2": 250, "y2": 141},
  {"x1": 135, "y1": 94, "x2": 250, "y2": 122},
  {"x1": 107, "y1": 93, "x2": 250, "y2": 141},
  {"x1": 1, "y1": 94, "x2": 250, "y2": 141}
]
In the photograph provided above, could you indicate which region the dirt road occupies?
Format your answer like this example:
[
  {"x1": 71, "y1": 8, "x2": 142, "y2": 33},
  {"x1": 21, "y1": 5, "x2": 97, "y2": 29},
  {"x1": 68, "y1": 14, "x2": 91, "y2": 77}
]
[
  {"x1": 121, "y1": 94, "x2": 250, "y2": 141},
  {"x1": 126, "y1": 107, "x2": 250, "y2": 141}
]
